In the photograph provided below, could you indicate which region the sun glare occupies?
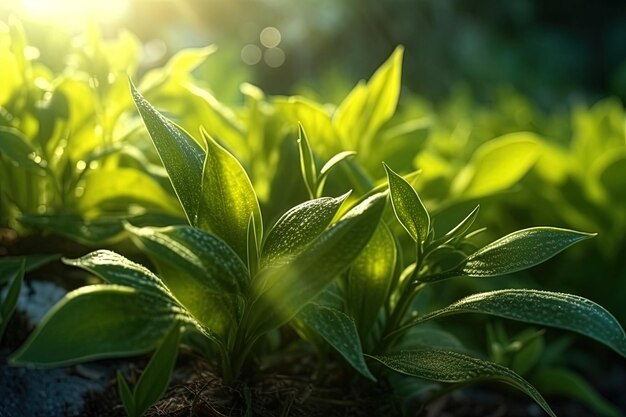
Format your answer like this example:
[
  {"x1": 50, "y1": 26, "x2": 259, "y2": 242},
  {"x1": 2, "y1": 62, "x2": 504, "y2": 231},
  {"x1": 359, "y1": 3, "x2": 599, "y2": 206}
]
[{"x1": 20, "y1": 0, "x2": 130, "y2": 26}]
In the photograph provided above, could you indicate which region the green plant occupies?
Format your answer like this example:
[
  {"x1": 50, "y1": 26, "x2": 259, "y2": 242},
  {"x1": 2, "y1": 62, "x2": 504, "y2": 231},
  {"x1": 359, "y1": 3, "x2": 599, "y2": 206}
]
[{"x1": 11, "y1": 86, "x2": 626, "y2": 417}]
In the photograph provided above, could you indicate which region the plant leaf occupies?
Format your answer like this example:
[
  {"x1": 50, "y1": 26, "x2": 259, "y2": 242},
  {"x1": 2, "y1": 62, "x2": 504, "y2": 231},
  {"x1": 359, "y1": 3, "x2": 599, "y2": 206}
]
[
  {"x1": 261, "y1": 192, "x2": 350, "y2": 268},
  {"x1": 416, "y1": 289, "x2": 626, "y2": 357},
  {"x1": 384, "y1": 163, "x2": 430, "y2": 243},
  {"x1": 198, "y1": 128, "x2": 262, "y2": 263},
  {"x1": 461, "y1": 227, "x2": 595, "y2": 277},
  {"x1": 438, "y1": 205, "x2": 480, "y2": 245},
  {"x1": 369, "y1": 349, "x2": 555, "y2": 417},
  {"x1": 117, "y1": 371, "x2": 136, "y2": 417},
  {"x1": 347, "y1": 222, "x2": 397, "y2": 336},
  {"x1": 0, "y1": 254, "x2": 58, "y2": 285},
  {"x1": 298, "y1": 304, "x2": 375, "y2": 381},
  {"x1": 248, "y1": 192, "x2": 387, "y2": 337},
  {"x1": 10, "y1": 285, "x2": 179, "y2": 366},
  {"x1": 316, "y1": 151, "x2": 356, "y2": 196},
  {"x1": 297, "y1": 122, "x2": 318, "y2": 199},
  {"x1": 0, "y1": 259, "x2": 24, "y2": 338},
  {"x1": 133, "y1": 322, "x2": 181, "y2": 416},
  {"x1": 130, "y1": 80, "x2": 205, "y2": 225},
  {"x1": 0, "y1": 126, "x2": 48, "y2": 172}
]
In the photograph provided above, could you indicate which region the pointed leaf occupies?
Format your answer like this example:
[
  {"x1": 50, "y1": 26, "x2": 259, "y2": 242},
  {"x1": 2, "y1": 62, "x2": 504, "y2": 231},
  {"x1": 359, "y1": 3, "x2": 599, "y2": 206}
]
[
  {"x1": 0, "y1": 254, "x2": 57, "y2": 285},
  {"x1": 369, "y1": 349, "x2": 555, "y2": 417},
  {"x1": 10, "y1": 285, "x2": 179, "y2": 366},
  {"x1": 247, "y1": 214, "x2": 260, "y2": 277},
  {"x1": 315, "y1": 151, "x2": 356, "y2": 196},
  {"x1": 298, "y1": 304, "x2": 375, "y2": 381},
  {"x1": 416, "y1": 290, "x2": 626, "y2": 357},
  {"x1": 248, "y1": 192, "x2": 387, "y2": 336},
  {"x1": 133, "y1": 323, "x2": 181, "y2": 416},
  {"x1": 117, "y1": 371, "x2": 136, "y2": 417},
  {"x1": 298, "y1": 123, "x2": 318, "y2": 199},
  {"x1": 347, "y1": 222, "x2": 397, "y2": 335},
  {"x1": 198, "y1": 128, "x2": 262, "y2": 262},
  {"x1": 0, "y1": 259, "x2": 24, "y2": 338},
  {"x1": 261, "y1": 192, "x2": 349, "y2": 267},
  {"x1": 0, "y1": 127, "x2": 48, "y2": 172},
  {"x1": 438, "y1": 205, "x2": 480, "y2": 245},
  {"x1": 130, "y1": 81, "x2": 205, "y2": 225},
  {"x1": 462, "y1": 227, "x2": 595, "y2": 277},
  {"x1": 384, "y1": 163, "x2": 430, "y2": 243}
]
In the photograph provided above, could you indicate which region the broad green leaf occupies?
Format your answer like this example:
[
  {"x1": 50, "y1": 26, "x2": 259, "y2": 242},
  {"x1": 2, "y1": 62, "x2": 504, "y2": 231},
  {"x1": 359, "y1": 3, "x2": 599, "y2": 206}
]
[
  {"x1": 130, "y1": 81, "x2": 205, "y2": 225},
  {"x1": 0, "y1": 259, "x2": 24, "y2": 338},
  {"x1": 133, "y1": 323, "x2": 181, "y2": 417},
  {"x1": 0, "y1": 127, "x2": 48, "y2": 172},
  {"x1": 248, "y1": 192, "x2": 387, "y2": 336},
  {"x1": 316, "y1": 151, "x2": 356, "y2": 197},
  {"x1": 369, "y1": 349, "x2": 555, "y2": 417},
  {"x1": 78, "y1": 168, "x2": 182, "y2": 217},
  {"x1": 534, "y1": 367, "x2": 621, "y2": 417},
  {"x1": 127, "y1": 225, "x2": 246, "y2": 335},
  {"x1": 298, "y1": 304, "x2": 375, "y2": 381},
  {"x1": 10, "y1": 285, "x2": 179, "y2": 366},
  {"x1": 347, "y1": 222, "x2": 397, "y2": 336},
  {"x1": 384, "y1": 163, "x2": 430, "y2": 243},
  {"x1": 298, "y1": 123, "x2": 317, "y2": 199},
  {"x1": 198, "y1": 128, "x2": 262, "y2": 263},
  {"x1": 451, "y1": 133, "x2": 541, "y2": 199},
  {"x1": 127, "y1": 225, "x2": 248, "y2": 293},
  {"x1": 416, "y1": 290, "x2": 626, "y2": 357},
  {"x1": 461, "y1": 227, "x2": 595, "y2": 278},
  {"x1": 0, "y1": 254, "x2": 58, "y2": 285},
  {"x1": 334, "y1": 47, "x2": 403, "y2": 152},
  {"x1": 63, "y1": 250, "x2": 173, "y2": 302},
  {"x1": 261, "y1": 192, "x2": 350, "y2": 268}
]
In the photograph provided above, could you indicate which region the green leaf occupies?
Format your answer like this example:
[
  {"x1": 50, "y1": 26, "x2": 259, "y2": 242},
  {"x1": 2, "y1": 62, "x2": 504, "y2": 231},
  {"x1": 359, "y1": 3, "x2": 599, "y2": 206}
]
[
  {"x1": 133, "y1": 322, "x2": 181, "y2": 417},
  {"x1": 248, "y1": 192, "x2": 387, "y2": 337},
  {"x1": 451, "y1": 132, "x2": 540, "y2": 199},
  {"x1": 534, "y1": 367, "x2": 621, "y2": 417},
  {"x1": 130, "y1": 80, "x2": 205, "y2": 226},
  {"x1": 384, "y1": 163, "x2": 430, "y2": 243},
  {"x1": 0, "y1": 259, "x2": 24, "y2": 338},
  {"x1": 298, "y1": 304, "x2": 375, "y2": 381},
  {"x1": 78, "y1": 167, "x2": 182, "y2": 217},
  {"x1": 0, "y1": 254, "x2": 58, "y2": 285},
  {"x1": 437, "y1": 205, "x2": 480, "y2": 245},
  {"x1": 247, "y1": 214, "x2": 260, "y2": 277},
  {"x1": 298, "y1": 122, "x2": 318, "y2": 199},
  {"x1": 416, "y1": 290, "x2": 626, "y2": 357},
  {"x1": 126, "y1": 225, "x2": 246, "y2": 336},
  {"x1": 0, "y1": 127, "x2": 48, "y2": 172},
  {"x1": 63, "y1": 250, "x2": 173, "y2": 302},
  {"x1": 334, "y1": 47, "x2": 403, "y2": 152},
  {"x1": 198, "y1": 128, "x2": 263, "y2": 263},
  {"x1": 369, "y1": 349, "x2": 555, "y2": 417},
  {"x1": 316, "y1": 151, "x2": 356, "y2": 197},
  {"x1": 10, "y1": 285, "x2": 179, "y2": 366},
  {"x1": 261, "y1": 192, "x2": 350, "y2": 268},
  {"x1": 347, "y1": 222, "x2": 397, "y2": 336},
  {"x1": 461, "y1": 227, "x2": 595, "y2": 278},
  {"x1": 117, "y1": 371, "x2": 136, "y2": 417}
]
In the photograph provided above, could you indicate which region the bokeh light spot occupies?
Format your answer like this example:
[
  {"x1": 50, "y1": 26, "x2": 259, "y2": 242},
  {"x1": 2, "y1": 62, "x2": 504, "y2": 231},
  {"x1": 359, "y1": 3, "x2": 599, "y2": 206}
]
[
  {"x1": 260, "y1": 26, "x2": 281, "y2": 48},
  {"x1": 241, "y1": 44, "x2": 262, "y2": 65},
  {"x1": 264, "y1": 47, "x2": 285, "y2": 68}
]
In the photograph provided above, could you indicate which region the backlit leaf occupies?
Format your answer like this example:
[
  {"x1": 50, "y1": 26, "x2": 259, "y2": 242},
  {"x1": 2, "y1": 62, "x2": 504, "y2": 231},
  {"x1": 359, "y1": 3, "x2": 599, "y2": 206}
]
[
  {"x1": 298, "y1": 123, "x2": 318, "y2": 199},
  {"x1": 0, "y1": 127, "x2": 48, "y2": 172}
]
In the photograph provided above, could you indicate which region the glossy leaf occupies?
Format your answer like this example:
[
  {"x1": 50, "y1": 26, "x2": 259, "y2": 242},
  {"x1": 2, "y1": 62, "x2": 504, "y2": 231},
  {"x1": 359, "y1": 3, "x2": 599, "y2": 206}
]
[
  {"x1": 198, "y1": 128, "x2": 262, "y2": 262},
  {"x1": 369, "y1": 349, "x2": 555, "y2": 417},
  {"x1": 0, "y1": 259, "x2": 24, "y2": 338},
  {"x1": 438, "y1": 205, "x2": 480, "y2": 245},
  {"x1": 261, "y1": 192, "x2": 350, "y2": 267},
  {"x1": 316, "y1": 151, "x2": 356, "y2": 196},
  {"x1": 10, "y1": 285, "x2": 178, "y2": 366},
  {"x1": 248, "y1": 192, "x2": 387, "y2": 336},
  {"x1": 384, "y1": 163, "x2": 430, "y2": 243},
  {"x1": 462, "y1": 227, "x2": 595, "y2": 278},
  {"x1": 416, "y1": 290, "x2": 626, "y2": 357},
  {"x1": 298, "y1": 304, "x2": 375, "y2": 381},
  {"x1": 130, "y1": 81, "x2": 205, "y2": 225},
  {"x1": 347, "y1": 222, "x2": 397, "y2": 335}
]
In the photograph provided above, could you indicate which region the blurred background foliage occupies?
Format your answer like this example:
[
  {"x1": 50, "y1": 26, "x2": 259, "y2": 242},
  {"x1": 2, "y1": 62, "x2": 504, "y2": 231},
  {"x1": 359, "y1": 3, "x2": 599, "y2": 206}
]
[{"x1": 1, "y1": 0, "x2": 626, "y2": 333}]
